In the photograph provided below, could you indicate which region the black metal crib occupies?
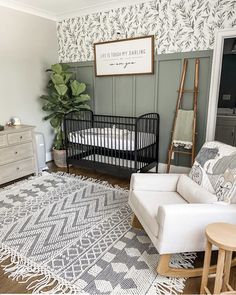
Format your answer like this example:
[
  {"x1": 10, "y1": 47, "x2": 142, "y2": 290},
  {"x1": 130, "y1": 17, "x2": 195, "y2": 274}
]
[{"x1": 64, "y1": 110, "x2": 159, "y2": 178}]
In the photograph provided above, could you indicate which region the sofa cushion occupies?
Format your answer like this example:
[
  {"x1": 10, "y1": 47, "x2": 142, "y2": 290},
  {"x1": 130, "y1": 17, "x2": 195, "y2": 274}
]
[
  {"x1": 177, "y1": 175, "x2": 217, "y2": 203},
  {"x1": 129, "y1": 191, "x2": 187, "y2": 237},
  {"x1": 189, "y1": 141, "x2": 236, "y2": 203}
]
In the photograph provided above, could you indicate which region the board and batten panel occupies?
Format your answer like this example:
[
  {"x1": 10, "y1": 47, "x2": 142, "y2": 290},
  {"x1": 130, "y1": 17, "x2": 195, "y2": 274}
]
[
  {"x1": 157, "y1": 58, "x2": 182, "y2": 165},
  {"x1": 157, "y1": 52, "x2": 212, "y2": 166},
  {"x1": 94, "y1": 77, "x2": 114, "y2": 115},
  {"x1": 68, "y1": 50, "x2": 212, "y2": 166},
  {"x1": 114, "y1": 76, "x2": 134, "y2": 116},
  {"x1": 196, "y1": 56, "x2": 212, "y2": 152},
  {"x1": 135, "y1": 74, "x2": 156, "y2": 116}
]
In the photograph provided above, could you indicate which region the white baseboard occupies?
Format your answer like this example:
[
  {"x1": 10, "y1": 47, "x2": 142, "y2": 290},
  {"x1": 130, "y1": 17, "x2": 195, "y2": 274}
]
[
  {"x1": 155, "y1": 163, "x2": 191, "y2": 174},
  {"x1": 46, "y1": 152, "x2": 52, "y2": 162}
]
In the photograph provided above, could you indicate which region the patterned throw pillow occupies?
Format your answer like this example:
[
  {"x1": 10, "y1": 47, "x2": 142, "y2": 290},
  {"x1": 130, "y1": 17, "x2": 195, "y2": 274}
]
[
  {"x1": 189, "y1": 141, "x2": 236, "y2": 203},
  {"x1": 214, "y1": 169, "x2": 236, "y2": 203}
]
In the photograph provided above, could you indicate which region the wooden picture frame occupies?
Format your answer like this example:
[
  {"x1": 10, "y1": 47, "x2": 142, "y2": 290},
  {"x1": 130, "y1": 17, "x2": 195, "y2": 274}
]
[{"x1": 94, "y1": 35, "x2": 154, "y2": 77}]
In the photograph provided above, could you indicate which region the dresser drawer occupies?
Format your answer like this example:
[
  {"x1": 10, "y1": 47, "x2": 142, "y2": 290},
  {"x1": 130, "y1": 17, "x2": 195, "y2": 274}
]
[
  {"x1": 8, "y1": 130, "x2": 32, "y2": 145},
  {"x1": 0, "y1": 134, "x2": 7, "y2": 147},
  {"x1": 0, "y1": 142, "x2": 33, "y2": 165},
  {"x1": 0, "y1": 158, "x2": 35, "y2": 185}
]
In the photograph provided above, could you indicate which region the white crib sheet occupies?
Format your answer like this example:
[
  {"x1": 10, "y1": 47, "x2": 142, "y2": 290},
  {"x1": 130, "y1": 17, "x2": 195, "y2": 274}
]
[{"x1": 68, "y1": 128, "x2": 155, "y2": 151}]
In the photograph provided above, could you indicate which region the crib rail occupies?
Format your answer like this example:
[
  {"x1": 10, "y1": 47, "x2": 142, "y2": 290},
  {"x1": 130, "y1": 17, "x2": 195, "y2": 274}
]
[{"x1": 64, "y1": 110, "x2": 159, "y2": 177}]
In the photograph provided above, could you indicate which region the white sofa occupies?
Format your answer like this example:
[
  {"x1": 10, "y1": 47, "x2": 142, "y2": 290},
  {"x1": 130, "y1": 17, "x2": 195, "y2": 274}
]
[{"x1": 128, "y1": 141, "x2": 236, "y2": 277}]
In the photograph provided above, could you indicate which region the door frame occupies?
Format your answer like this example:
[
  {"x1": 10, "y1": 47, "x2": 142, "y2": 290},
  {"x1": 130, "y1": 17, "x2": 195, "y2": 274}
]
[{"x1": 206, "y1": 28, "x2": 236, "y2": 141}]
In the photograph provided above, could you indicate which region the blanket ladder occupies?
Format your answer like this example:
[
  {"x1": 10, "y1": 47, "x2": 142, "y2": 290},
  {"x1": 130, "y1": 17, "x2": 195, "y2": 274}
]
[{"x1": 166, "y1": 58, "x2": 200, "y2": 173}]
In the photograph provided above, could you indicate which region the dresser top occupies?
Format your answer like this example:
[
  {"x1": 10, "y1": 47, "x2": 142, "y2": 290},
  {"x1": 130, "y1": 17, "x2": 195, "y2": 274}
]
[{"x1": 0, "y1": 125, "x2": 35, "y2": 134}]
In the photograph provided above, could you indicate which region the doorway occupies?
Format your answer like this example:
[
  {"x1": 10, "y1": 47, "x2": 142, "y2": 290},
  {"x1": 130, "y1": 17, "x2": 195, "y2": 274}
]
[
  {"x1": 215, "y1": 37, "x2": 236, "y2": 145},
  {"x1": 206, "y1": 28, "x2": 236, "y2": 144}
]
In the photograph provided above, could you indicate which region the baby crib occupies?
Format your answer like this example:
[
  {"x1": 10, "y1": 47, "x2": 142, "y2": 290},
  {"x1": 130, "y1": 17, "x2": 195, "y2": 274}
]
[{"x1": 64, "y1": 110, "x2": 159, "y2": 177}]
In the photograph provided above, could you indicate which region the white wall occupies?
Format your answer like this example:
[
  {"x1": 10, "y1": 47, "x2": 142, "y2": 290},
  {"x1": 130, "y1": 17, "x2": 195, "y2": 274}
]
[{"x1": 0, "y1": 6, "x2": 58, "y2": 160}]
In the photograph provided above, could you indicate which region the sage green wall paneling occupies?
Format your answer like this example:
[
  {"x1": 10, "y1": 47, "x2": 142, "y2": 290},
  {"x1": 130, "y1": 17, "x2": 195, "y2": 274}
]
[
  {"x1": 68, "y1": 50, "x2": 212, "y2": 166},
  {"x1": 135, "y1": 74, "x2": 156, "y2": 116},
  {"x1": 157, "y1": 58, "x2": 182, "y2": 164},
  {"x1": 195, "y1": 56, "x2": 211, "y2": 150},
  {"x1": 175, "y1": 58, "x2": 196, "y2": 167},
  {"x1": 173, "y1": 56, "x2": 212, "y2": 166},
  {"x1": 114, "y1": 76, "x2": 133, "y2": 116},
  {"x1": 94, "y1": 77, "x2": 113, "y2": 115},
  {"x1": 157, "y1": 52, "x2": 212, "y2": 166}
]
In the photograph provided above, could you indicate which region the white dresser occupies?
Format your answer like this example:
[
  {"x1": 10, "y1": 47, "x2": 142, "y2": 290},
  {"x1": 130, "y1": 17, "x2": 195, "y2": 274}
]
[{"x1": 0, "y1": 125, "x2": 38, "y2": 185}]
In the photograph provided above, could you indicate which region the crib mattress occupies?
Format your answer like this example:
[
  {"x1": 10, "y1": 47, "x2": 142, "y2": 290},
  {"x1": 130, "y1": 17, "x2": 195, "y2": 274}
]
[{"x1": 68, "y1": 128, "x2": 155, "y2": 151}]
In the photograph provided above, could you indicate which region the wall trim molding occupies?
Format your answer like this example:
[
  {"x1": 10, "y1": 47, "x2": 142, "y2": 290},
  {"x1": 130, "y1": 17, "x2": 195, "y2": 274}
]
[
  {"x1": 0, "y1": 0, "x2": 57, "y2": 20},
  {"x1": 56, "y1": 0, "x2": 151, "y2": 21},
  {"x1": 156, "y1": 163, "x2": 190, "y2": 174},
  {"x1": 0, "y1": 0, "x2": 151, "y2": 21},
  {"x1": 46, "y1": 152, "x2": 53, "y2": 162},
  {"x1": 44, "y1": 159, "x2": 190, "y2": 174},
  {"x1": 206, "y1": 28, "x2": 236, "y2": 142}
]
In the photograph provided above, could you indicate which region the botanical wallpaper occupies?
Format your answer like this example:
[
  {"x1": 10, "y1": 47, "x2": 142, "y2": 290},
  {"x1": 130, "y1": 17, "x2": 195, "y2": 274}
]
[{"x1": 57, "y1": 0, "x2": 236, "y2": 62}]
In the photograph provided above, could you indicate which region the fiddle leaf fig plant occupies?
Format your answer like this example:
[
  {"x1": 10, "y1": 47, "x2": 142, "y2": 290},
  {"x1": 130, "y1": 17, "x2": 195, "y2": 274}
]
[{"x1": 40, "y1": 63, "x2": 91, "y2": 150}]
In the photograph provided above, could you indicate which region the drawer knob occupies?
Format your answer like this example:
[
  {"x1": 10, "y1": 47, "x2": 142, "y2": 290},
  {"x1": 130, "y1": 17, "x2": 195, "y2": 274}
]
[
  {"x1": 16, "y1": 167, "x2": 20, "y2": 170},
  {"x1": 15, "y1": 151, "x2": 18, "y2": 154},
  {"x1": 20, "y1": 136, "x2": 23, "y2": 139}
]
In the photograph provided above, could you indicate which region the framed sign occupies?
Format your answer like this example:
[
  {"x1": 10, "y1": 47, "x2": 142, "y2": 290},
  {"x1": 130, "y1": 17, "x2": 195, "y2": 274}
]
[{"x1": 94, "y1": 35, "x2": 154, "y2": 77}]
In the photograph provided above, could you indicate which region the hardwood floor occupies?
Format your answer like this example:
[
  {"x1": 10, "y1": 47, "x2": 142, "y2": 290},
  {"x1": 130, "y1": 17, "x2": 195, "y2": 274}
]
[{"x1": 0, "y1": 162, "x2": 235, "y2": 294}]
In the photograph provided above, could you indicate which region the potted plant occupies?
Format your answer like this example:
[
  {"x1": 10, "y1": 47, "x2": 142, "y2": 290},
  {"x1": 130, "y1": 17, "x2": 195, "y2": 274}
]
[{"x1": 40, "y1": 63, "x2": 90, "y2": 167}]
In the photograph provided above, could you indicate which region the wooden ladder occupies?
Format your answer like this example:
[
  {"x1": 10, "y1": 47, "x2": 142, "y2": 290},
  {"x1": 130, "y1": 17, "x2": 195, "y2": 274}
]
[{"x1": 166, "y1": 58, "x2": 200, "y2": 173}]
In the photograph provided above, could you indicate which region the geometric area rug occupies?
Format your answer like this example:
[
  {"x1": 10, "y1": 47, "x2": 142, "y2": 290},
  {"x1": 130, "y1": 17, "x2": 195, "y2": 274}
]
[{"x1": 0, "y1": 172, "x2": 196, "y2": 294}]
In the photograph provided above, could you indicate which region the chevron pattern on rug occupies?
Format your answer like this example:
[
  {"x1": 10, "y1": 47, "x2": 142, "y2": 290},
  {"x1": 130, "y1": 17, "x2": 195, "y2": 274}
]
[{"x1": 0, "y1": 172, "x2": 195, "y2": 294}]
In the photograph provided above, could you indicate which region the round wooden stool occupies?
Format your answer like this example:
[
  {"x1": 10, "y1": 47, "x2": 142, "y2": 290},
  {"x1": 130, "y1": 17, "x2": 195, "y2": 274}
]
[{"x1": 200, "y1": 223, "x2": 236, "y2": 294}]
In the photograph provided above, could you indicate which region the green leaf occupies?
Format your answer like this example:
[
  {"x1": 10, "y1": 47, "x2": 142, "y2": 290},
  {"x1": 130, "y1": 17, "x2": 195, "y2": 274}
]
[
  {"x1": 79, "y1": 104, "x2": 91, "y2": 110},
  {"x1": 55, "y1": 84, "x2": 68, "y2": 96},
  {"x1": 43, "y1": 113, "x2": 55, "y2": 121},
  {"x1": 51, "y1": 73, "x2": 65, "y2": 85},
  {"x1": 51, "y1": 64, "x2": 63, "y2": 74},
  {"x1": 74, "y1": 94, "x2": 91, "y2": 103},
  {"x1": 40, "y1": 95, "x2": 50, "y2": 101},
  {"x1": 64, "y1": 73, "x2": 72, "y2": 84},
  {"x1": 50, "y1": 117, "x2": 61, "y2": 128},
  {"x1": 71, "y1": 81, "x2": 86, "y2": 96},
  {"x1": 54, "y1": 140, "x2": 62, "y2": 150},
  {"x1": 54, "y1": 133, "x2": 64, "y2": 150},
  {"x1": 42, "y1": 104, "x2": 51, "y2": 112}
]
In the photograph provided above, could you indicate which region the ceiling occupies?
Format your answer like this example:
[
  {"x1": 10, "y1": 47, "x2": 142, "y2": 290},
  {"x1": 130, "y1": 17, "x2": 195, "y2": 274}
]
[{"x1": 0, "y1": 0, "x2": 149, "y2": 21}]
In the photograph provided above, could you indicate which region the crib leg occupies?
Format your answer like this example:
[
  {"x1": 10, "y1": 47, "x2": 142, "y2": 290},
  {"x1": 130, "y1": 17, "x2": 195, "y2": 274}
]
[
  {"x1": 67, "y1": 162, "x2": 70, "y2": 174},
  {"x1": 155, "y1": 164, "x2": 158, "y2": 173}
]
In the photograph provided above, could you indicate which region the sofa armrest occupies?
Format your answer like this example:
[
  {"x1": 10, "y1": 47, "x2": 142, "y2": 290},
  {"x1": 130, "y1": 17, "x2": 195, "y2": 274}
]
[
  {"x1": 156, "y1": 203, "x2": 236, "y2": 254},
  {"x1": 130, "y1": 173, "x2": 182, "y2": 192}
]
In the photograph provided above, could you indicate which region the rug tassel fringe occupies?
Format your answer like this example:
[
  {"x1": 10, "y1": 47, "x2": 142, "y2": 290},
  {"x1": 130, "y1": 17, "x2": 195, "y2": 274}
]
[
  {"x1": 0, "y1": 246, "x2": 81, "y2": 294},
  {"x1": 55, "y1": 171, "x2": 129, "y2": 192}
]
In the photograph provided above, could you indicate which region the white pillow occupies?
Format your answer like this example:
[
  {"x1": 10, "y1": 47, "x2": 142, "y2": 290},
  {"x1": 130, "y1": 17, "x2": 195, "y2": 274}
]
[{"x1": 177, "y1": 175, "x2": 217, "y2": 204}]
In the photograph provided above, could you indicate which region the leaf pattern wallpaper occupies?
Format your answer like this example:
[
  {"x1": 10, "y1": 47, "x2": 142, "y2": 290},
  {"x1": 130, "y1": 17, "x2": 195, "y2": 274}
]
[{"x1": 57, "y1": 0, "x2": 236, "y2": 62}]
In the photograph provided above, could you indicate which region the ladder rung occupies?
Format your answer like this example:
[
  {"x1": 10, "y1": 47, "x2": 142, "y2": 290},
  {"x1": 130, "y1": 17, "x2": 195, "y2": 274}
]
[
  {"x1": 172, "y1": 150, "x2": 192, "y2": 155},
  {"x1": 167, "y1": 58, "x2": 200, "y2": 173},
  {"x1": 177, "y1": 89, "x2": 199, "y2": 93}
]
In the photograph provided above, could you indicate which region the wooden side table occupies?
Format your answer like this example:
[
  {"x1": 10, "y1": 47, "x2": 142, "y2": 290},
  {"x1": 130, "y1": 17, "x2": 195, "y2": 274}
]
[{"x1": 200, "y1": 223, "x2": 236, "y2": 294}]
